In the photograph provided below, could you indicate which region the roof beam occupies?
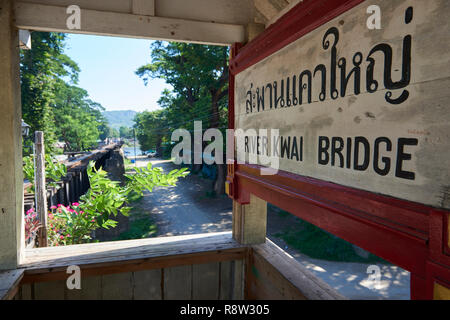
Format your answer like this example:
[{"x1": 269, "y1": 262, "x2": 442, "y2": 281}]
[
  {"x1": 132, "y1": 0, "x2": 155, "y2": 16},
  {"x1": 17, "y1": 0, "x2": 255, "y2": 25},
  {"x1": 14, "y1": 1, "x2": 245, "y2": 45}
]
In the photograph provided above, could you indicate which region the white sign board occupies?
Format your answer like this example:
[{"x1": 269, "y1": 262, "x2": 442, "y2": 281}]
[{"x1": 235, "y1": 0, "x2": 450, "y2": 209}]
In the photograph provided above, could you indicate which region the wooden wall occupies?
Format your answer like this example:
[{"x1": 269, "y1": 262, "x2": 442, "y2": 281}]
[
  {"x1": 16, "y1": 260, "x2": 244, "y2": 300},
  {"x1": 246, "y1": 240, "x2": 345, "y2": 300}
]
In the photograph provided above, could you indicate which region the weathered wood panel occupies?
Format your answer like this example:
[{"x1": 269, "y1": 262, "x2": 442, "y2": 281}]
[
  {"x1": 247, "y1": 240, "x2": 345, "y2": 300},
  {"x1": 233, "y1": 194, "x2": 267, "y2": 245},
  {"x1": 34, "y1": 280, "x2": 65, "y2": 300},
  {"x1": 17, "y1": 233, "x2": 246, "y2": 300},
  {"x1": 66, "y1": 275, "x2": 102, "y2": 300},
  {"x1": 0, "y1": 269, "x2": 24, "y2": 300},
  {"x1": 0, "y1": 0, "x2": 24, "y2": 270},
  {"x1": 133, "y1": 269, "x2": 162, "y2": 300},
  {"x1": 19, "y1": 283, "x2": 32, "y2": 300},
  {"x1": 101, "y1": 273, "x2": 133, "y2": 300},
  {"x1": 192, "y1": 262, "x2": 220, "y2": 300},
  {"x1": 235, "y1": 0, "x2": 450, "y2": 210},
  {"x1": 163, "y1": 265, "x2": 192, "y2": 300},
  {"x1": 18, "y1": 259, "x2": 244, "y2": 300},
  {"x1": 219, "y1": 261, "x2": 232, "y2": 300},
  {"x1": 232, "y1": 260, "x2": 244, "y2": 300}
]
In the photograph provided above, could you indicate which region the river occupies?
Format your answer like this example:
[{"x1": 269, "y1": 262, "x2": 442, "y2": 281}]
[{"x1": 122, "y1": 146, "x2": 142, "y2": 158}]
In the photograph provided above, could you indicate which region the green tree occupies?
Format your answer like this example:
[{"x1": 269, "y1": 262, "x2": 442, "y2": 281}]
[
  {"x1": 98, "y1": 123, "x2": 114, "y2": 141},
  {"x1": 136, "y1": 42, "x2": 229, "y2": 130},
  {"x1": 119, "y1": 126, "x2": 133, "y2": 139},
  {"x1": 53, "y1": 84, "x2": 105, "y2": 151},
  {"x1": 21, "y1": 32, "x2": 107, "y2": 153},
  {"x1": 20, "y1": 32, "x2": 79, "y2": 152},
  {"x1": 111, "y1": 128, "x2": 120, "y2": 138},
  {"x1": 134, "y1": 110, "x2": 167, "y2": 152},
  {"x1": 136, "y1": 42, "x2": 229, "y2": 193}
]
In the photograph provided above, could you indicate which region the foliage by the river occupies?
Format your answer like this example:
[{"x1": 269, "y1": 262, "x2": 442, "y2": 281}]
[
  {"x1": 46, "y1": 162, "x2": 188, "y2": 245},
  {"x1": 134, "y1": 42, "x2": 229, "y2": 153},
  {"x1": 20, "y1": 32, "x2": 112, "y2": 153},
  {"x1": 23, "y1": 154, "x2": 67, "y2": 192}
]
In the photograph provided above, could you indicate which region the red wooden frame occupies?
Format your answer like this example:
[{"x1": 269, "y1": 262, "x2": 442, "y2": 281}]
[{"x1": 227, "y1": 0, "x2": 450, "y2": 299}]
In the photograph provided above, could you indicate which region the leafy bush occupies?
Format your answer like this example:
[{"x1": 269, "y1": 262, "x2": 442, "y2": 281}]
[
  {"x1": 46, "y1": 161, "x2": 188, "y2": 245},
  {"x1": 23, "y1": 154, "x2": 67, "y2": 191}
]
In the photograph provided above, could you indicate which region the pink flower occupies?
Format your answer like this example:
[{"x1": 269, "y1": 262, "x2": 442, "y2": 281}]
[
  {"x1": 67, "y1": 234, "x2": 71, "y2": 237},
  {"x1": 57, "y1": 204, "x2": 62, "y2": 208},
  {"x1": 60, "y1": 235, "x2": 64, "y2": 239},
  {"x1": 80, "y1": 211, "x2": 85, "y2": 214},
  {"x1": 48, "y1": 213, "x2": 54, "y2": 219},
  {"x1": 91, "y1": 219, "x2": 96, "y2": 222},
  {"x1": 68, "y1": 208, "x2": 75, "y2": 213},
  {"x1": 50, "y1": 205, "x2": 57, "y2": 209},
  {"x1": 26, "y1": 208, "x2": 34, "y2": 215},
  {"x1": 72, "y1": 202, "x2": 79, "y2": 207}
]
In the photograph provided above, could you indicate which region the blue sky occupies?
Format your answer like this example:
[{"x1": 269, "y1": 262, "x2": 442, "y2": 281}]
[{"x1": 64, "y1": 34, "x2": 171, "y2": 112}]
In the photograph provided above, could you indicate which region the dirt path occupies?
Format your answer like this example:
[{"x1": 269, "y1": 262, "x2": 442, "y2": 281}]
[
  {"x1": 135, "y1": 157, "x2": 232, "y2": 236},
  {"x1": 134, "y1": 156, "x2": 410, "y2": 299}
]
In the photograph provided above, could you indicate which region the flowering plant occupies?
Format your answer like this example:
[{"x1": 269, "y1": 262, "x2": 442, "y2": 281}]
[
  {"x1": 48, "y1": 203, "x2": 102, "y2": 246},
  {"x1": 24, "y1": 208, "x2": 41, "y2": 244},
  {"x1": 25, "y1": 161, "x2": 189, "y2": 246}
]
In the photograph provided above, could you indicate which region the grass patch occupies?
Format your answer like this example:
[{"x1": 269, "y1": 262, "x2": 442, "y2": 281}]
[
  {"x1": 115, "y1": 191, "x2": 157, "y2": 241},
  {"x1": 116, "y1": 216, "x2": 157, "y2": 240},
  {"x1": 275, "y1": 213, "x2": 388, "y2": 263}
]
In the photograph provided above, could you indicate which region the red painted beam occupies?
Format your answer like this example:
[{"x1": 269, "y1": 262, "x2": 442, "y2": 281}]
[
  {"x1": 227, "y1": 0, "x2": 450, "y2": 299},
  {"x1": 230, "y1": 0, "x2": 365, "y2": 76},
  {"x1": 235, "y1": 164, "x2": 430, "y2": 276}
]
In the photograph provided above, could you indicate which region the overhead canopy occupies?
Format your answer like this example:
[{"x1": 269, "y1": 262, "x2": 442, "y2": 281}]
[{"x1": 14, "y1": 0, "x2": 301, "y2": 45}]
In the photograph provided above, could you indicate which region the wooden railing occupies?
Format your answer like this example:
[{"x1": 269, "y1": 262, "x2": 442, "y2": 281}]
[
  {"x1": 23, "y1": 143, "x2": 123, "y2": 248},
  {"x1": 1, "y1": 232, "x2": 344, "y2": 300},
  {"x1": 24, "y1": 143, "x2": 122, "y2": 211}
]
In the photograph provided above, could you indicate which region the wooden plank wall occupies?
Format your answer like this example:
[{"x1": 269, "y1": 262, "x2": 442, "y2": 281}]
[
  {"x1": 15, "y1": 260, "x2": 244, "y2": 300},
  {"x1": 246, "y1": 240, "x2": 346, "y2": 300}
]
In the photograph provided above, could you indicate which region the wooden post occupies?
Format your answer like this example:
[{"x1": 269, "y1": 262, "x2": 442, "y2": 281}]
[
  {"x1": 246, "y1": 23, "x2": 265, "y2": 42},
  {"x1": 0, "y1": 0, "x2": 24, "y2": 269},
  {"x1": 232, "y1": 194, "x2": 267, "y2": 245},
  {"x1": 34, "y1": 131, "x2": 48, "y2": 247}
]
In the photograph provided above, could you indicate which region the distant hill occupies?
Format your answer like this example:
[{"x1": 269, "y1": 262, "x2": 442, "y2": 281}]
[{"x1": 103, "y1": 110, "x2": 138, "y2": 129}]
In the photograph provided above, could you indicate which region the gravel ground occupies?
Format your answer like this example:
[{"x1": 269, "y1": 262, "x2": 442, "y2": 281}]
[{"x1": 133, "y1": 156, "x2": 410, "y2": 299}]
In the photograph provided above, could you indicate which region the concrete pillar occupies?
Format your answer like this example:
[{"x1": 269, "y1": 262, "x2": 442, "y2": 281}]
[
  {"x1": 232, "y1": 194, "x2": 267, "y2": 245},
  {"x1": 0, "y1": 0, "x2": 25, "y2": 269}
]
